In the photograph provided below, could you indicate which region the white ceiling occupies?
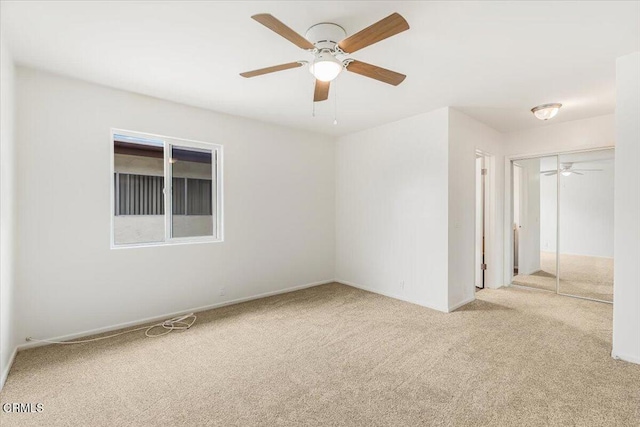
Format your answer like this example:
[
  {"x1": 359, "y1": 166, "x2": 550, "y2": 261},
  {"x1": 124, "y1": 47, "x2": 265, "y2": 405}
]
[{"x1": 1, "y1": 1, "x2": 638, "y2": 136}]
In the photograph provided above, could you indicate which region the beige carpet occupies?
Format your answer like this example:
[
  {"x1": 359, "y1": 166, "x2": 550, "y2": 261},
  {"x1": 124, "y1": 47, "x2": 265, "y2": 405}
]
[
  {"x1": 1, "y1": 283, "x2": 638, "y2": 426},
  {"x1": 513, "y1": 252, "x2": 613, "y2": 301}
]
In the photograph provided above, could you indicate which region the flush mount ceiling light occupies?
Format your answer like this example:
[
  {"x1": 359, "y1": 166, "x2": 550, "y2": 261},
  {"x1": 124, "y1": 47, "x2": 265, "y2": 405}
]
[{"x1": 531, "y1": 103, "x2": 562, "y2": 120}]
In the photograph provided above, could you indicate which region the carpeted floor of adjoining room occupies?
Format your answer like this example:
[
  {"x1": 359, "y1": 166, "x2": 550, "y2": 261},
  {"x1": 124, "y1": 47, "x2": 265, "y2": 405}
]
[
  {"x1": 1, "y1": 283, "x2": 638, "y2": 426},
  {"x1": 513, "y1": 252, "x2": 614, "y2": 301}
]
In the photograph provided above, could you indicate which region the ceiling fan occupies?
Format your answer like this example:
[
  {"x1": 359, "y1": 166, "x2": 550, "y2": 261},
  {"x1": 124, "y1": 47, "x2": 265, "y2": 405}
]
[
  {"x1": 240, "y1": 13, "x2": 409, "y2": 102},
  {"x1": 541, "y1": 162, "x2": 603, "y2": 176}
]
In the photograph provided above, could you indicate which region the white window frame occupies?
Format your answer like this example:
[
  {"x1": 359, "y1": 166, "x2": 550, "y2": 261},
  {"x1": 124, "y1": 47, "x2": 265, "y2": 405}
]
[{"x1": 110, "y1": 128, "x2": 224, "y2": 249}]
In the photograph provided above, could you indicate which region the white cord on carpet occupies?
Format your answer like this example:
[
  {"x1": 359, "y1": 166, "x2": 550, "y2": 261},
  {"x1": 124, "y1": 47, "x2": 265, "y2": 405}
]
[{"x1": 25, "y1": 313, "x2": 196, "y2": 344}]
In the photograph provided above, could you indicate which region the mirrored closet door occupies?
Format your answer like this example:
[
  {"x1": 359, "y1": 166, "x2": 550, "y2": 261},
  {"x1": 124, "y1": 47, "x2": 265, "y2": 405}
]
[
  {"x1": 511, "y1": 148, "x2": 614, "y2": 303},
  {"x1": 557, "y1": 149, "x2": 614, "y2": 302}
]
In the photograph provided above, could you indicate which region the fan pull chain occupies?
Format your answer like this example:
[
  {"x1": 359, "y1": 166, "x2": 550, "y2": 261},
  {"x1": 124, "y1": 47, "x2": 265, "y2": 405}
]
[
  {"x1": 333, "y1": 78, "x2": 338, "y2": 125},
  {"x1": 312, "y1": 78, "x2": 316, "y2": 117}
]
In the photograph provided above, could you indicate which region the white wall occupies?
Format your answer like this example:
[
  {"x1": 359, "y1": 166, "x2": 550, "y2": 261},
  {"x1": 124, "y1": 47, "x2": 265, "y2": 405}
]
[
  {"x1": 539, "y1": 166, "x2": 557, "y2": 253},
  {"x1": 515, "y1": 158, "x2": 541, "y2": 275},
  {"x1": 335, "y1": 109, "x2": 451, "y2": 312},
  {"x1": 539, "y1": 155, "x2": 615, "y2": 258},
  {"x1": 559, "y1": 160, "x2": 614, "y2": 258},
  {"x1": 612, "y1": 52, "x2": 640, "y2": 365},
  {"x1": 0, "y1": 37, "x2": 18, "y2": 388},
  {"x1": 502, "y1": 114, "x2": 615, "y2": 284},
  {"x1": 448, "y1": 110, "x2": 505, "y2": 308},
  {"x1": 15, "y1": 67, "x2": 336, "y2": 344},
  {"x1": 335, "y1": 108, "x2": 504, "y2": 313},
  {"x1": 504, "y1": 114, "x2": 615, "y2": 156}
]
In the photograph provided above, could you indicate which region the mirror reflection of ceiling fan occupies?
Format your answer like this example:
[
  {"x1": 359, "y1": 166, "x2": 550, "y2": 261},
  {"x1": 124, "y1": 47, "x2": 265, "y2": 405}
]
[{"x1": 541, "y1": 162, "x2": 603, "y2": 176}]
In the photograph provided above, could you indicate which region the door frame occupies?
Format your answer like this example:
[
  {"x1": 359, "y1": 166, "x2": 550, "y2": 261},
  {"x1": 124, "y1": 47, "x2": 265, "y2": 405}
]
[
  {"x1": 475, "y1": 149, "x2": 496, "y2": 290},
  {"x1": 475, "y1": 152, "x2": 486, "y2": 289}
]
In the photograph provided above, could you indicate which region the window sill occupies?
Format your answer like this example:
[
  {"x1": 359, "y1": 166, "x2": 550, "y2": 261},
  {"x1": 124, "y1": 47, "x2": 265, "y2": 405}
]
[{"x1": 110, "y1": 238, "x2": 224, "y2": 250}]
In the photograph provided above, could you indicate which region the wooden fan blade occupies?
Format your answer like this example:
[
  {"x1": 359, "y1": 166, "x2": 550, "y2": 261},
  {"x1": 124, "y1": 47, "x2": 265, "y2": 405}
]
[
  {"x1": 345, "y1": 60, "x2": 406, "y2": 86},
  {"x1": 540, "y1": 170, "x2": 557, "y2": 174},
  {"x1": 252, "y1": 14, "x2": 315, "y2": 50},
  {"x1": 314, "y1": 80, "x2": 330, "y2": 102},
  {"x1": 543, "y1": 172, "x2": 558, "y2": 176},
  {"x1": 572, "y1": 171, "x2": 584, "y2": 175},
  {"x1": 240, "y1": 62, "x2": 303, "y2": 78},
  {"x1": 338, "y1": 12, "x2": 409, "y2": 53}
]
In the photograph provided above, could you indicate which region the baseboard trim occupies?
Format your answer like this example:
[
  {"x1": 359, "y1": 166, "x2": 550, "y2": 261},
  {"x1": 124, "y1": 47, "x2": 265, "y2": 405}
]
[
  {"x1": 1, "y1": 346, "x2": 18, "y2": 391},
  {"x1": 448, "y1": 296, "x2": 475, "y2": 312},
  {"x1": 18, "y1": 279, "x2": 335, "y2": 351},
  {"x1": 611, "y1": 351, "x2": 640, "y2": 365},
  {"x1": 336, "y1": 279, "x2": 448, "y2": 313}
]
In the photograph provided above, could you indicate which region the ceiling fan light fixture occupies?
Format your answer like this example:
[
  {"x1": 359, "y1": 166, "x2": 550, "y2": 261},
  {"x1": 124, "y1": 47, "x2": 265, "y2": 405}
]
[
  {"x1": 561, "y1": 171, "x2": 572, "y2": 176},
  {"x1": 310, "y1": 52, "x2": 343, "y2": 82},
  {"x1": 531, "y1": 103, "x2": 562, "y2": 120}
]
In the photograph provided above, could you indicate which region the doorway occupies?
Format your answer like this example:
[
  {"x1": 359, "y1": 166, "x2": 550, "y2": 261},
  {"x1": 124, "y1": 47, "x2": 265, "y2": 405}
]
[{"x1": 509, "y1": 148, "x2": 615, "y2": 303}]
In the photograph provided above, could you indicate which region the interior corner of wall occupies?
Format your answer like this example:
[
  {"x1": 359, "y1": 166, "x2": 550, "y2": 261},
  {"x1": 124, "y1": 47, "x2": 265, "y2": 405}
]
[{"x1": 447, "y1": 295, "x2": 475, "y2": 313}]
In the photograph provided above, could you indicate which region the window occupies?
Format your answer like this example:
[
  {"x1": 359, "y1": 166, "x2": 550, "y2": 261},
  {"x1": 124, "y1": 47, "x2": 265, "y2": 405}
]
[{"x1": 111, "y1": 129, "x2": 223, "y2": 247}]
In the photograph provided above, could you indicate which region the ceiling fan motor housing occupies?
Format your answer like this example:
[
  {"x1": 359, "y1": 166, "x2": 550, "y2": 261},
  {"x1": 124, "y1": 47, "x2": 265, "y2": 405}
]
[{"x1": 305, "y1": 23, "x2": 347, "y2": 51}]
